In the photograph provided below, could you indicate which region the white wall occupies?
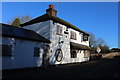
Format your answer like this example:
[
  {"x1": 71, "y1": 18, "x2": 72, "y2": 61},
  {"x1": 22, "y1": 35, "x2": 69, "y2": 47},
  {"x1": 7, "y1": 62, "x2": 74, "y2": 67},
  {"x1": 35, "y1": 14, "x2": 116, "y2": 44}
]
[
  {"x1": 1, "y1": 20, "x2": 90, "y2": 70},
  {"x1": 49, "y1": 21, "x2": 71, "y2": 64},
  {"x1": 69, "y1": 28, "x2": 89, "y2": 46},
  {"x1": 24, "y1": 21, "x2": 50, "y2": 40},
  {"x1": 23, "y1": 20, "x2": 90, "y2": 65},
  {"x1": 2, "y1": 37, "x2": 44, "y2": 70},
  {"x1": 49, "y1": 20, "x2": 89, "y2": 65}
]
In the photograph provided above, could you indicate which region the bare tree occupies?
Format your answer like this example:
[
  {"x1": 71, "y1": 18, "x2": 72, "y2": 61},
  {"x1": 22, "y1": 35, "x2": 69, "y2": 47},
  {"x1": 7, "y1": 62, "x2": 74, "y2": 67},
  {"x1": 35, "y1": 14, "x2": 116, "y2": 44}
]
[
  {"x1": 89, "y1": 32, "x2": 109, "y2": 53},
  {"x1": 20, "y1": 15, "x2": 32, "y2": 24},
  {"x1": 89, "y1": 32, "x2": 97, "y2": 47},
  {"x1": 97, "y1": 38, "x2": 106, "y2": 47}
]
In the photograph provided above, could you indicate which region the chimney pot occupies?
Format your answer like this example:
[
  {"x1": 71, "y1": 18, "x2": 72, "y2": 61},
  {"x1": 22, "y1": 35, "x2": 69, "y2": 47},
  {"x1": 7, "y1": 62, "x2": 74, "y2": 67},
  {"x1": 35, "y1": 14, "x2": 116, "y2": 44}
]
[
  {"x1": 46, "y1": 4, "x2": 57, "y2": 16},
  {"x1": 49, "y1": 4, "x2": 54, "y2": 9}
]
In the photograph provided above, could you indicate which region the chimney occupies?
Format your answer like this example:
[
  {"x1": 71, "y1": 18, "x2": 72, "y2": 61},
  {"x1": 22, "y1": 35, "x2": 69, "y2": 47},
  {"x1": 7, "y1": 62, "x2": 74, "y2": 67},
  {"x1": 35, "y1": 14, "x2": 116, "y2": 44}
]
[{"x1": 46, "y1": 4, "x2": 57, "y2": 16}]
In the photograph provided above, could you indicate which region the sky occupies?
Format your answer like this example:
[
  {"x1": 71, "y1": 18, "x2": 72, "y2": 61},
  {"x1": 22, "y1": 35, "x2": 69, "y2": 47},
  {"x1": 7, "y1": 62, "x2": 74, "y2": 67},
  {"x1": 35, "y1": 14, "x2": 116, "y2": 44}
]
[
  {"x1": 1, "y1": 2, "x2": 119, "y2": 49},
  {"x1": 1, "y1": 0, "x2": 120, "y2": 2}
]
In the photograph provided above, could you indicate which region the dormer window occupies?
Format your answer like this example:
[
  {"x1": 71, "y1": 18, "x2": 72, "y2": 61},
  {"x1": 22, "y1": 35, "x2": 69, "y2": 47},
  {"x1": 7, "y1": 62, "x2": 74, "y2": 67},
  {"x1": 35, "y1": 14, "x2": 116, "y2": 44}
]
[
  {"x1": 70, "y1": 31, "x2": 76, "y2": 40},
  {"x1": 83, "y1": 34, "x2": 88, "y2": 41},
  {"x1": 56, "y1": 25, "x2": 63, "y2": 35}
]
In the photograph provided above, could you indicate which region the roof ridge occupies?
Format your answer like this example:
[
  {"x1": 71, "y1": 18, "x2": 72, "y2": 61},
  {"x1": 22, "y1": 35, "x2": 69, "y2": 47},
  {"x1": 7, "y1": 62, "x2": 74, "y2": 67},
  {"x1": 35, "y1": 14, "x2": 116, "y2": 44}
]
[
  {"x1": 47, "y1": 14, "x2": 89, "y2": 35},
  {"x1": 20, "y1": 13, "x2": 89, "y2": 35}
]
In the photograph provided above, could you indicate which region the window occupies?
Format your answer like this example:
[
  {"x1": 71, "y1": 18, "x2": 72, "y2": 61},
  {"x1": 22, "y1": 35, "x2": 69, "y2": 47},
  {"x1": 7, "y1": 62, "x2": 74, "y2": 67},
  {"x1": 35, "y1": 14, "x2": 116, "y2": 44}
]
[
  {"x1": 84, "y1": 50, "x2": 90, "y2": 58},
  {"x1": 56, "y1": 25, "x2": 63, "y2": 35},
  {"x1": 2, "y1": 44, "x2": 12, "y2": 56},
  {"x1": 70, "y1": 31, "x2": 76, "y2": 40},
  {"x1": 71, "y1": 50, "x2": 77, "y2": 58},
  {"x1": 66, "y1": 27, "x2": 68, "y2": 31},
  {"x1": 34, "y1": 47, "x2": 40, "y2": 56},
  {"x1": 55, "y1": 49, "x2": 63, "y2": 62},
  {"x1": 83, "y1": 34, "x2": 89, "y2": 41}
]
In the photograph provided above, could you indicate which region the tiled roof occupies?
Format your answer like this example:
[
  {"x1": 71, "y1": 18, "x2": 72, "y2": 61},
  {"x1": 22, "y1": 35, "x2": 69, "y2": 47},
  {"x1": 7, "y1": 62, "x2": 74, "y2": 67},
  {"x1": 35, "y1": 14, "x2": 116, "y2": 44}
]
[
  {"x1": 0, "y1": 23, "x2": 51, "y2": 43},
  {"x1": 20, "y1": 13, "x2": 89, "y2": 35},
  {"x1": 70, "y1": 42, "x2": 91, "y2": 50}
]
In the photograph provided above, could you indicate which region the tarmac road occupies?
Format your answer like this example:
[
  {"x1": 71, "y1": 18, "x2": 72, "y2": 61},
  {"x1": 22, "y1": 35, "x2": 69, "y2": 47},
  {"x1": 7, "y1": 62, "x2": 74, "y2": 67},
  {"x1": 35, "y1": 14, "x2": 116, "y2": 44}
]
[{"x1": 2, "y1": 56, "x2": 120, "y2": 80}]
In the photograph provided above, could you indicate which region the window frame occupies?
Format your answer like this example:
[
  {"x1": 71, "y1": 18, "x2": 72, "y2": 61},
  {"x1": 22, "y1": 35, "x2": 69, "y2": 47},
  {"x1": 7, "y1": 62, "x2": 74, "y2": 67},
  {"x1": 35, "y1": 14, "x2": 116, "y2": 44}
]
[
  {"x1": 1, "y1": 44, "x2": 12, "y2": 57},
  {"x1": 84, "y1": 50, "x2": 90, "y2": 58},
  {"x1": 56, "y1": 25, "x2": 63, "y2": 35},
  {"x1": 34, "y1": 47, "x2": 40, "y2": 57},
  {"x1": 83, "y1": 34, "x2": 89, "y2": 41},
  {"x1": 71, "y1": 50, "x2": 77, "y2": 58},
  {"x1": 70, "y1": 31, "x2": 77, "y2": 40}
]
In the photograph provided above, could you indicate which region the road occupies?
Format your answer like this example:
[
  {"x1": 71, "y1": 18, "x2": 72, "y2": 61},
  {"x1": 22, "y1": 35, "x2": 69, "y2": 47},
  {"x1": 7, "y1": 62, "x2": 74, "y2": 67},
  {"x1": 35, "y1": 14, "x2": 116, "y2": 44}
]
[{"x1": 2, "y1": 56, "x2": 120, "y2": 80}]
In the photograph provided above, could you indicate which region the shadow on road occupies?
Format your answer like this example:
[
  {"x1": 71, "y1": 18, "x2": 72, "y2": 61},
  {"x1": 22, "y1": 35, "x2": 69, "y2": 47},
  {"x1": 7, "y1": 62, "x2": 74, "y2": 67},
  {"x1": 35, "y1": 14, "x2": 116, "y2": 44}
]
[{"x1": 2, "y1": 56, "x2": 120, "y2": 80}]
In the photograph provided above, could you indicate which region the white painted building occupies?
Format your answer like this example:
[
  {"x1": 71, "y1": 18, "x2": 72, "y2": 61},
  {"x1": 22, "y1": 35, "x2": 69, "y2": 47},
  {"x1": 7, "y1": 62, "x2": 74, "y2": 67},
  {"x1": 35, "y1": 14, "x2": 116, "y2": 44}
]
[
  {"x1": 1, "y1": 23, "x2": 50, "y2": 70},
  {"x1": 21, "y1": 5, "x2": 91, "y2": 65},
  {"x1": 1, "y1": 5, "x2": 91, "y2": 70}
]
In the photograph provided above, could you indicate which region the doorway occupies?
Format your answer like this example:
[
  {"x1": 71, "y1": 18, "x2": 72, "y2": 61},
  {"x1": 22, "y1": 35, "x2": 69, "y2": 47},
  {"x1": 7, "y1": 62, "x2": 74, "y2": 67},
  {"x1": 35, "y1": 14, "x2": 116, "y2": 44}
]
[{"x1": 42, "y1": 45, "x2": 50, "y2": 67}]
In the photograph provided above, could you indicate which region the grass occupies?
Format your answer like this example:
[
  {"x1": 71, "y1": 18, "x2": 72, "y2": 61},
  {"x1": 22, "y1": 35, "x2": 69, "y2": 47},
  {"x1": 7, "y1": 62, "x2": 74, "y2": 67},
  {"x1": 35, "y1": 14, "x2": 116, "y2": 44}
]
[
  {"x1": 102, "y1": 52, "x2": 120, "y2": 59},
  {"x1": 91, "y1": 52, "x2": 120, "y2": 59},
  {"x1": 90, "y1": 52, "x2": 120, "y2": 60}
]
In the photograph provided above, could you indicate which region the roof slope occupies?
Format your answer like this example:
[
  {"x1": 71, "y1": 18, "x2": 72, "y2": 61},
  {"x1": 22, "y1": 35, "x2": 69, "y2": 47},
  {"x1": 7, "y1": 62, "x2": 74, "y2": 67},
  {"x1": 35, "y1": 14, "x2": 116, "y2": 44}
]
[
  {"x1": 20, "y1": 13, "x2": 89, "y2": 35},
  {"x1": 70, "y1": 42, "x2": 91, "y2": 50},
  {"x1": 0, "y1": 23, "x2": 50, "y2": 43}
]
